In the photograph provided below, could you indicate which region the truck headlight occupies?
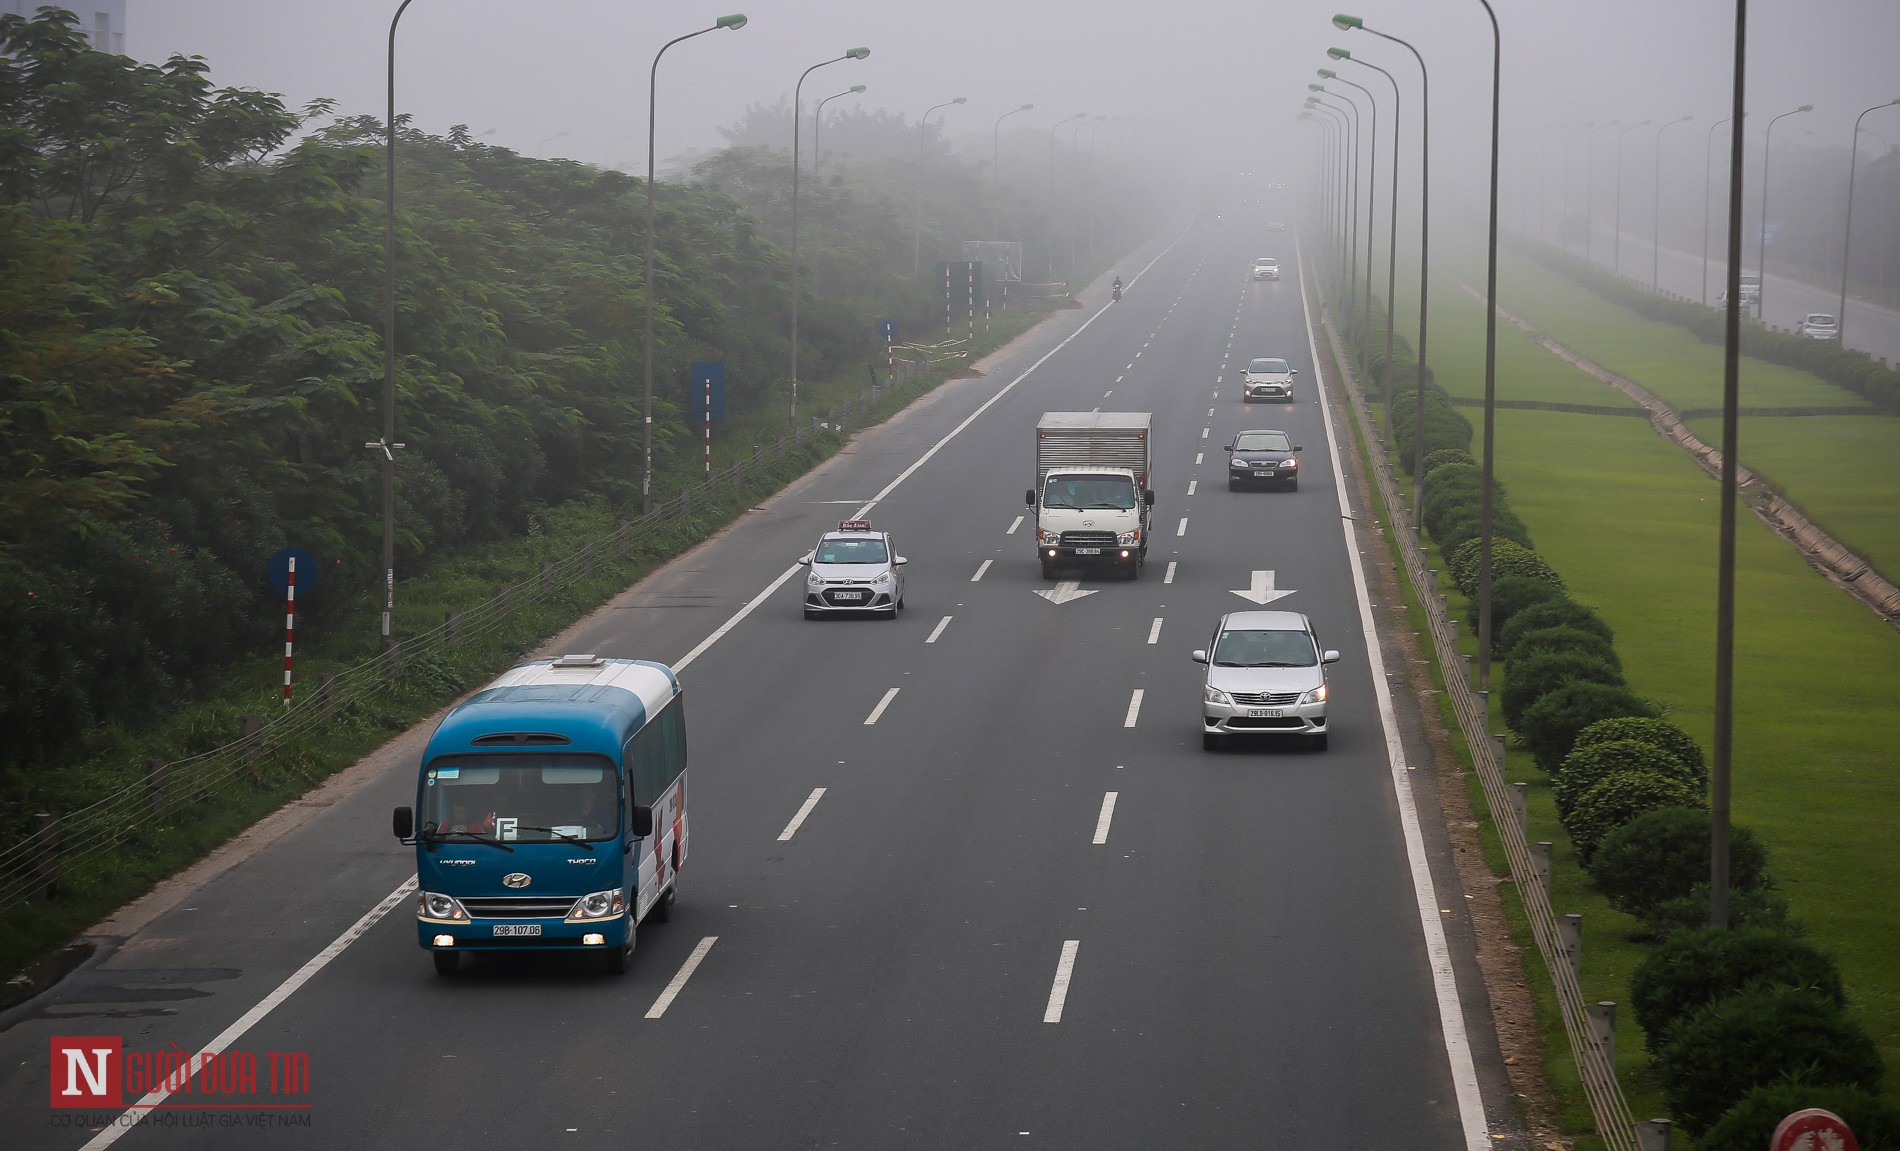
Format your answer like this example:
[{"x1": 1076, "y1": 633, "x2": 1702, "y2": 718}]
[
  {"x1": 419, "y1": 891, "x2": 469, "y2": 922},
  {"x1": 566, "y1": 887, "x2": 626, "y2": 921},
  {"x1": 1204, "y1": 685, "x2": 1233, "y2": 706},
  {"x1": 1299, "y1": 684, "x2": 1328, "y2": 706},
  {"x1": 1037, "y1": 529, "x2": 1060, "y2": 546},
  {"x1": 1117, "y1": 530, "x2": 1140, "y2": 545}
]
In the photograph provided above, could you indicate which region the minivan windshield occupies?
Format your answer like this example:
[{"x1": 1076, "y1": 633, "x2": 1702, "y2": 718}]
[
  {"x1": 1249, "y1": 358, "x2": 1289, "y2": 375},
  {"x1": 1043, "y1": 475, "x2": 1138, "y2": 510},
  {"x1": 422, "y1": 755, "x2": 619, "y2": 842},
  {"x1": 1213, "y1": 629, "x2": 1318, "y2": 667}
]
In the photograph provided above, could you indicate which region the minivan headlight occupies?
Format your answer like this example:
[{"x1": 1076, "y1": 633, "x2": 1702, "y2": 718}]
[
  {"x1": 1299, "y1": 683, "x2": 1328, "y2": 706},
  {"x1": 419, "y1": 891, "x2": 469, "y2": 922},
  {"x1": 566, "y1": 887, "x2": 626, "y2": 921},
  {"x1": 1204, "y1": 685, "x2": 1233, "y2": 706}
]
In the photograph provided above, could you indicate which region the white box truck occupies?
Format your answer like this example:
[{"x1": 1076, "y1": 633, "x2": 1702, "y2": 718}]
[{"x1": 1025, "y1": 412, "x2": 1155, "y2": 580}]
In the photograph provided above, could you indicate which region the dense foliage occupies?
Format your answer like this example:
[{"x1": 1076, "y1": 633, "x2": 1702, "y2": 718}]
[
  {"x1": 1448, "y1": 537, "x2": 1564, "y2": 600},
  {"x1": 1588, "y1": 808, "x2": 1767, "y2": 920}
]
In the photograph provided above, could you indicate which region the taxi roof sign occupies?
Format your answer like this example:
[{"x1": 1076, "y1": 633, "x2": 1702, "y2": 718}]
[{"x1": 838, "y1": 519, "x2": 873, "y2": 531}]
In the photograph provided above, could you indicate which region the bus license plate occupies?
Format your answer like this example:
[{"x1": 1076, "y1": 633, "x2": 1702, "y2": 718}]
[
  {"x1": 492, "y1": 924, "x2": 541, "y2": 937},
  {"x1": 1248, "y1": 709, "x2": 1283, "y2": 718},
  {"x1": 1074, "y1": 547, "x2": 1102, "y2": 555},
  {"x1": 832, "y1": 590, "x2": 863, "y2": 601}
]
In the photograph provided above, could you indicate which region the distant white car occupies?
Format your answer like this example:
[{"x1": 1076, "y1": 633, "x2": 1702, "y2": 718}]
[
  {"x1": 1242, "y1": 357, "x2": 1298, "y2": 402},
  {"x1": 1252, "y1": 257, "x2": 1280, "y2": 281},
  {"x1": 1266, "y1": 221, "x2": 1287, "y2": 231},
  {"x1": 1799, "y1": 313, "x2": 1839, "y2": 340}
]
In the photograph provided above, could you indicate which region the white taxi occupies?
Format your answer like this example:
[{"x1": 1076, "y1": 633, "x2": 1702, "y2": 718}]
[{"x1": 799, "y1": 520, "x2": 907, "y2": 620}]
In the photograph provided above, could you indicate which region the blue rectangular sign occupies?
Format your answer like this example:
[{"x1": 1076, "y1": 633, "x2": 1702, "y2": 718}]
[{"x1": 688, "y1": 361, "x2": 725, "y2": 421}]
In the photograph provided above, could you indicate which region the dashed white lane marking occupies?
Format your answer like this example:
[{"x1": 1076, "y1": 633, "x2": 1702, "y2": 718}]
[
  {"x1": 1142, "y1": 341, "x2": 1150, "y2": 348},
  {"x1": 1134, "y1": 351, "x2": 1142, "y2": 358},
  {"x1": 1092, "y1": 793, "x2": 1119, "y2": 844},
  {"x1": 925, "y1": 615, "x2": 952, "y2": 644},
  {"x1": 972, "y1": 559, "x2": 992, "y2": 582},
  {"x1": 1201, "y1": 427, "x2": 1209, "y2": 439},
  {"x1": 1103, "y1": 390, "x2": 1113, "y2": 398},
  {"x1": 1125, "y1": 363, "x2": 1134, "y2": 370},
  {"x1": 863, "y1": 688, "x2": 900, "y2": 725},
  {"x1": 1187, "y1": 480, "x2": 1198, "y2": 496},
  {"x1": 1195, "y1": 452, "x2": 1203, "y2": 465},
  {"x1": 1043, "y1": 940, "x2": 1081, "y2": 1023},
  {"x1": 777, "y1": 787, "x2": 827, "y2": 841},
  {"x1": 1007, "y1": 515, "x2": 1023, "y2": 535},
  {"x1": 1176, "y1": 518, "x2": 1188, "y2": 537},
  {"x1": 1116, "y1": 375, "x2": 1124, "y2": 383},
  {"x1": 77, "y1": 876, "x2": 420, "y2": 1151},
  {"x1": 1207, "y1": 408, "x2": 1215, "y2": 418},
  {"x1": 645, "y1": 936, "x2": 719, "y2": 1019},
  {"x1": 1123, "y1": 689, "x2": 1144, "y2": 727},
  {"x1": 1164, "y1": 562, "x2": 1177, "y2": 584},
  {"x1": 1147, "y1": 617, "x2": 1163, "y2": 644}
]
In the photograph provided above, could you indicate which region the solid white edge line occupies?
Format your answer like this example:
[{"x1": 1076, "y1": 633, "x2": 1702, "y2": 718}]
[
  {"x1": 78, "y1": 875, "x2": 421, "y2": 1151},
  {"x1": 1164, "y1": 562, "x2": 1177, "y2": 584},
  {"x1": 1147, "y1": 617, "x2": 1163, "y2": 644},
  {"x1": 645, "y1": 935, "x2": 719, "y2": 1019},
  {"x1": 863, "y1": 687, "x2": 900, "y2": 725},
  {"x1": 776, "y1": 787, "x2": 827, "y2": 842},
  {"x1": 1042, "y1": 939, "x2": 1081, "y2": 1023},
  {"x1": 925, "y1": 615, "x2": 953, "y2": 644},
  {"x1": 676, "y1": 562, "x2": 805, "y2": 673},
  {"x1": 1092, "y1": 793, "x2": 1118, "y2": 845},
  {"x1": 1296, "y1": 237, "x2": 1491, "y2": 1150},
  {"x1": 1122, "y1": 689, "x2": 1143, "y2": 728},
  {"x1": 971, "y1": 559, "x2": 993, "y2": 582}
]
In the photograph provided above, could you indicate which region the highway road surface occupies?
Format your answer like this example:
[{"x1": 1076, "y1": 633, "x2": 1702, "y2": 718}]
[{"x1": 3, "y1": 209, "x2": 1522, "y2": 1149}]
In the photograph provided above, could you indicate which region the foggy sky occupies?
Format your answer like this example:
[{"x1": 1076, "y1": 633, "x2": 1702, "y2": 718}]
[{"x1": 116, "y1": 0, "x2": 1900, "y2": 231}]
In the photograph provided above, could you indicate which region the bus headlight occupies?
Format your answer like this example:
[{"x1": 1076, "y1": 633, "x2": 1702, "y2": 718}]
[
  {"x1": 566, "y1": 887, "x2": 626, "y2": 921},
  {"x1": 419, "y1": 891, "x2": 469, "y2": 922}
]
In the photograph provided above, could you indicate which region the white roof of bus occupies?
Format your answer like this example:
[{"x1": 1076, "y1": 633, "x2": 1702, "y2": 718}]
[{"x1": 486, "y1": 657, "x2": 678, "y2": 718}]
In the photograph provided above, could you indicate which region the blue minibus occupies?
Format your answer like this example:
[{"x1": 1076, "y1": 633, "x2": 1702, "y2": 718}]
[{"x1": 392, "y1": 654, "x2": 687, "y2": 975}]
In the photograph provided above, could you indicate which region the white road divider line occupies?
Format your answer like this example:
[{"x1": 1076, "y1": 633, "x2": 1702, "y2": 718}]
[
  {"x1": 864, "y1": 688, "x2": 900, "y2": 725},
  {"x1": 972, "y1": 559, "x2": 993, "y2": 582},
  {"x1": 1195, "y1": 452, "x2": 1203, "y2": 465},
  {"x1": 1201, "y1": 427, "x2": 1209, "y2": 439},
  {"x1": 925, "y1": 615, "x2": 953, "y2": 644},
  {"x1": 1206, "y1": 407, "x2": 1215, "y2": 418},
  {"x1": 1147, "y1": 617, "x2": 1163, "y2": 644},
  {"x1": 1043, "y1": 940, "x2": 1081, "y2": 1023},
  {"x1": 1007, "y1": 515, "x2": 1023, "y2": 535},
  {"x1": 645, "y1": 936, "x2": 718, "y2": 1019},
  {"x1": 1176, "y1": 518, "x2": 1188, "y2": 537},
  {"x1": 1123, "y1": 689, "x2": 1144, "y2": 728},
  {"x1": 1092, "y1": 793, "x2": 1118, "y2": 844},
  {"x1": 1164, "y1": 562, "x2": 1177, "y2": 584},
  {"x1": 78, "y1": 876, "x2": 421, "y2": 1151},
  {"x1": 1187, "y1": 480, "x2": 1197, "y2": 496},
  {"x1": 776, "y1": 788, "x2": 827, "y2": 841}
]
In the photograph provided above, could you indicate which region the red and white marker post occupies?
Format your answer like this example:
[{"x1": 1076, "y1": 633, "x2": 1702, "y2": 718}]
[
  {"x1": 282, "y1": 554, "x2": 296, "y2": 704},
  {"x1": 1772, "y1": 1109, "x2": 1858, "y2": 1151},
  {"x1": 704, "y1": 375, "x2": 712, "y2": 478}
]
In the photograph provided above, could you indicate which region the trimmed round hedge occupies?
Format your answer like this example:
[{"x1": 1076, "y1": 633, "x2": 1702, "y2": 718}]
[
  {"x1": 1449, "y1": 536, "x2": 1564, "y2": 599},
  {"x1": 1656, "y1": 986, "x2": 1883, "y2": 1137},
  {"x1": 1643, "y1": 884, "x2": 1796, "y2": 941},
  {"x1": 1571, "y1": 716, "x2": 1705, "y2": 778},
  {"x1": 1630, "y1": 925, "x2": 1847, "y2": 1046},
  {"x1": 1481, "y1": 576, "x2": 1572, "y2": 654},
  {"x1": 1500, "y1": 599, "x2": 1613, "y2": 655},
  {"x1": 1516, "y1": 680, "x2": 1656, "y2": 772},
  {"x1": 1696, "y1": 1082, "x2": 1900, "y2": 1151},
  {"x1": 1554, "y1": 738, "x2": 1705, "y2": 816},
  {"x1": 1422, "y1": 447, "x2": 1476, "y2": 475},
  {"x1": 1505, "y1": 625, "x2": 1621, "y2": 673},
  {"x1": 1501, "y1": 650, "x2": 1624, "y2": 732},
  {"x1": 1587, "y1": 807, "x2": 1767, "y2": 917},
  {"x1": 1563, "y1": 769, "x2": 1702, "y2": 863}
]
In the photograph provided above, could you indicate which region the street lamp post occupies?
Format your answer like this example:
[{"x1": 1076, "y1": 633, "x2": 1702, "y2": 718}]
[
  {"x1": 1472, "y1": 0, "x2": 1504, "y2": 692},
  {"x1": 1047, "y1": 113, "x2": 1086, "y2": 279},
  {"x1": 993, "y1": 103, "x2": 1033, "y2": 236},
  {"x1": 1331, "y1": 47, "x2": 1402, "y2": 402},
  {"x1": 791, "y1": 47, "x2": 871, "y2": 422},
  {"x1": 1613, "y1": 119, "x2": 1651, "y2": 275},
  {"x1": 1306, "y1": 99, "x2": 1349, "y2": 277},
  {"x1": 376, "y1": 0, "x2": 419, "y2": 650},
  {"x1": 1839, "y1": 99, "x2": 1900, "y2": 345},
  {"x1": 1300, "y1": 113, "x2": 1335, "y2": 247},
  {"x1": 1335, "y1": 13, "x2": 1432, "y2": 529},
  {"x1": 914, "y1": 96, "x2": 967, "y2": 276},
  {"x1": 1701, "y1": 115, "x2": 1737, "y2": 305},
  {"x1": 1757, "y1": 103, "x2": 1812, "y2": 320},
  {"x1": 813, "y1": 83, "x2": 866, "y2": 176},
  {"x1": 1321, "y1": 68, "x2": 1379, "y2": 339},
  {"x1": 1315, "y1": 80, "x2": 1371, "y2": 330},
  {"x1": 1652, "y1": 114, "x2": 1694, "y2": 291},
  {"x1": 644, "y1": 14, "x2": 748, "y2": 513}
]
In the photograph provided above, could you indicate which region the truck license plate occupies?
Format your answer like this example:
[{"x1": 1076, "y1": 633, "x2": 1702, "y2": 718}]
[
  {"x1": 492, "y1": 924, "x2": 542, "y2": 937},
  {"x1": 1248, "y1": 709, "x2": 1283, "y2": 718},
  {"x1": 1074, "y1": 547, "x2": 1102, "y2": 555}
]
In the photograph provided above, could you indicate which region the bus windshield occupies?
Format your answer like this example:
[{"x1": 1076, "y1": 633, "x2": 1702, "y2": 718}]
[{"x1": 421, "y1": 754, "x2": 619, "y2": 842}]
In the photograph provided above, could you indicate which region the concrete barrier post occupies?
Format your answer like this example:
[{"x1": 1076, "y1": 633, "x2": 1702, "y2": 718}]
[
  {"x1": 145, "y1": 758, "x2": 168, "y2": 816},
  {"x1": 1586, "y1": 1000, "x2": 1616, "y2": 1067},
  {"x1": 581, "y1": 541, "x2": 595, "y2": 576},
  {"x1": 617, "y1": 520, "x2": 630, "y2": 557},
  {"x1": 1531, "y1": 841, "x2": 1554, "y2": 900},
  {"x1": 1509, "y1": 782, "x2": 1528, "y2": 838},
  {"x1": 1636, "y1": 1118, "x2": 1672, "y2": 1151},
  {"x1": 445, "y1": 610, "x2": 462, "y2": 647},
  {"x1": 540, "y1": 562, "x2": 554, "y2": 593},
  {"x1": 1559, "y1": 913, "x2": 1583, "y2": 983},
  {"x1": 318, "y1": 671, "x2": 337, "y2": 719}
]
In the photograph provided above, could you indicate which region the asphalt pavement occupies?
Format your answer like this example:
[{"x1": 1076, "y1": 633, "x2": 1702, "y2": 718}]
[{"x1": 3, "y1": 208, "x2": 1520, "y2": 1149}]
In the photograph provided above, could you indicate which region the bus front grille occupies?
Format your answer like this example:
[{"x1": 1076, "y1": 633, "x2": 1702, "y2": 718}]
[{"x1": 461, "y1": 896, "x2": 575, "y2": 918}]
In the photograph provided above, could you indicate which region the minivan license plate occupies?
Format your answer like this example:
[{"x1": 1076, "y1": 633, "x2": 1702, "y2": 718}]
[
  {"x1": 1074, "y1": 547, "x2": 1103, "y2": 555},
  {"x1": 1248, "y1": 708, "x2": 1283, "y2": 718},
  {"x1": 492, "y1": 924, "x2": 541, "y2": 937}
]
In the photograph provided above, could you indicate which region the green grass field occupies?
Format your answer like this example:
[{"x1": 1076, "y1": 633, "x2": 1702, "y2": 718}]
[{"x1": 1358, "y1": 254, "x2": 1900, "y2": 1108}]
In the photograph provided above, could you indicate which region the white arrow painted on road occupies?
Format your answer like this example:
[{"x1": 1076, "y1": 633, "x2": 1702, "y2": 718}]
[
  {"x1": 1035, "y1": 580, "x2": 1099, "y2": 605},
  {"x1": 1230, "y1": 570, "x2": 1297, "y2": 605}
]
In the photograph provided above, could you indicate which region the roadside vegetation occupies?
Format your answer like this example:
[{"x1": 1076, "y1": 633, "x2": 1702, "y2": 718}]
[{"x1": 1339, "y1": 262, "x2": 1900, "y2": 1142}]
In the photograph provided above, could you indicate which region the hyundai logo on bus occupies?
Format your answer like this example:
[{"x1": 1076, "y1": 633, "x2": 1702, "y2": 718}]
[{"x1": 502, "y1": 873, "x2": 532, "y2": 888}]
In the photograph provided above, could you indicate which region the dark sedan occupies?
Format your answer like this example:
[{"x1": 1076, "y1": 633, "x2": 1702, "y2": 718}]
[{"x1": 1224, "y1": 430, "x2": 1303, "y2": 491}]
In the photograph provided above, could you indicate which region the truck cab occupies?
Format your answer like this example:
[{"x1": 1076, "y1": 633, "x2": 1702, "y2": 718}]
[{"x1": 1026, "y1": 413, "x2": 1155, "y2": 580}]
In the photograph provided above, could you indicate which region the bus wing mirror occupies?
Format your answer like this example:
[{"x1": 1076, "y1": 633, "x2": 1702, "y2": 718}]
[
  {"x1": 630, "y1": 804, "x2": 654, "y2": 838},
  {"x1": 392, "y1": 806, "x2": 414, "y2": 840}
]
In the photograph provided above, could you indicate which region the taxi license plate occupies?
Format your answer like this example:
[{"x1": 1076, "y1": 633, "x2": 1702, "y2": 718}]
[
  {"x1": 1248, "y1": 708, "x2": 1283, "y2": 718},
  {"x1": 492, "y1": 924, "x2": 541, "y2": 937},
  {"x1": 1074, "y1": 547, "x2": 1103, "y2": 555},
  {"x1": 832, "y1": 590, "x2": 864, "y2": 601}
]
